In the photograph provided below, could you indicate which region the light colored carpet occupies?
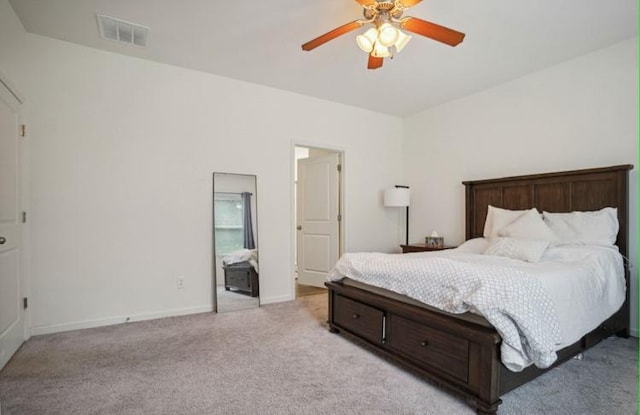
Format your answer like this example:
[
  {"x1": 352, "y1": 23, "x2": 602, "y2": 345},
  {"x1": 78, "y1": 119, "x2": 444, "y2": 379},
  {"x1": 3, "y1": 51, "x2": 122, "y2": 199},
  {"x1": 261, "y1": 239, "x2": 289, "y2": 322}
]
[{"x1": 0, "y1": 294, "x2": 636, "y2": 415}]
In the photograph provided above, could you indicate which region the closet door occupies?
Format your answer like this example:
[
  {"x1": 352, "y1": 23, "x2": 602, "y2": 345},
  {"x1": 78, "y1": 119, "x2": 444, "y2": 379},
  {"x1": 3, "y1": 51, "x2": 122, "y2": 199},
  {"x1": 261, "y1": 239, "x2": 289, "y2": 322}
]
[{"x1": 0, "y1": 79, "x2": 26, "y2": 370}]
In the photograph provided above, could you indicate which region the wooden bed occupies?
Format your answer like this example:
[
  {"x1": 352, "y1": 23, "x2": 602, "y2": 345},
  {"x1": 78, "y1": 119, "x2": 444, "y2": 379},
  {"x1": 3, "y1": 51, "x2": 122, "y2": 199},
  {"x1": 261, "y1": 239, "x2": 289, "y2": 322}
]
[{"x1": 325, "y1": 164, "x2": 632, "y2": 414}]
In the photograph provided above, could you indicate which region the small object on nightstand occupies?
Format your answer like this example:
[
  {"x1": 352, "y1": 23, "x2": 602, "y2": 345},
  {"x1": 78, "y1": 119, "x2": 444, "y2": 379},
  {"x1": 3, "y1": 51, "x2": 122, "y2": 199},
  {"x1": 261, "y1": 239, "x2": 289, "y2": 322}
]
[
  {"x1": 425, "y1": 230, "x2": 444, "y2": 249},
  {"x1": 401, "y1": 243, "x2": 454, "y2": 253}
]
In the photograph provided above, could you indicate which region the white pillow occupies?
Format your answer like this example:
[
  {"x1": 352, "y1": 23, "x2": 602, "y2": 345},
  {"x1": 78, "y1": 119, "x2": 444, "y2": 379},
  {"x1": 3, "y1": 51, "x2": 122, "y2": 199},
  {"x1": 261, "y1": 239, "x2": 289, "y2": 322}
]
[
  {"x1": 542, "y1": 207, "x2": 619, "y2": 246},
  {"x1": 483, "y1": 205, "x2": 533, "y2": 238},
  {"x1": 484, "y1": 237, "x2": 550, "y2": 263},
  {"x1": 498, "y1": 208, "x2": 556, "y2": 241},
  {"x1": 455, "y1": 237, "x2": 490, "y2": 254}
]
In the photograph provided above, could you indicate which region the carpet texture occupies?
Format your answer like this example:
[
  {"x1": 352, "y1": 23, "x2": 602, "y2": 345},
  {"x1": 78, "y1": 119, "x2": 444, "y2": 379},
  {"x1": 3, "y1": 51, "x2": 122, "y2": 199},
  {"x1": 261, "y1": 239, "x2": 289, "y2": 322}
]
[{"x1": 0, "y1": 294, "x2": 636, "y2": 415}]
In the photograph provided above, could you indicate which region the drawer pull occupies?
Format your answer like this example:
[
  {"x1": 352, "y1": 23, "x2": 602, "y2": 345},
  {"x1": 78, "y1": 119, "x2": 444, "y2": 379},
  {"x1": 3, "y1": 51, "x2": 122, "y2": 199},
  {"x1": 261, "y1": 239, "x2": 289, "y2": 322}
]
[
  {"x1": 420, "y1": 340, "x2": 429, "y2": 347},
  {"x1": 352, "y1": 313, "x2": 360, "y2": 319}
]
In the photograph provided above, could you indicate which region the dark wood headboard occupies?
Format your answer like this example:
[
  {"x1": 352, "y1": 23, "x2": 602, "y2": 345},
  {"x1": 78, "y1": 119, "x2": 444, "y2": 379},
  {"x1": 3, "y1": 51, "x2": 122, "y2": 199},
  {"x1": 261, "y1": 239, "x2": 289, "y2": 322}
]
[{"x1": 462, "y1": 165, "x2": 633, "y2": 259}]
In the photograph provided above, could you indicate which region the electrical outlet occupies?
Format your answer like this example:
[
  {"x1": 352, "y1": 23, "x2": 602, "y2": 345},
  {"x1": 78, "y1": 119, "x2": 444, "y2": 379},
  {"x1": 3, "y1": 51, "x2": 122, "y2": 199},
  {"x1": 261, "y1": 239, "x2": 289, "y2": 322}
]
[{"x1": 176, "y1": 276, "x2": 185, "y2": 289}]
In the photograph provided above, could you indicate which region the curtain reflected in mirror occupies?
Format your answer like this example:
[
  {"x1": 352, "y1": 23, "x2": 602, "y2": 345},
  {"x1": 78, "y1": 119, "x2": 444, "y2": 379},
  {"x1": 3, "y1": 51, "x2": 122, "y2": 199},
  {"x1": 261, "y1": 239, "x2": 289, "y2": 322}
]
[{"x1": 213, "y1": 173, "x2": 259, "y2": 313}]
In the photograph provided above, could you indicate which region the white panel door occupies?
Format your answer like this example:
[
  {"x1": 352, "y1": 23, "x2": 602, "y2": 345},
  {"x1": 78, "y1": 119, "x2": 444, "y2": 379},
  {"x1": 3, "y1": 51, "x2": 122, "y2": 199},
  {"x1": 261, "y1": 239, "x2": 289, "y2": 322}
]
[
  {"x1": 0, "y1": 80, "x2": 24, "y2": 370},
  {"x1": 296, "y1": 153, "x2": 339, "y2": 288}
]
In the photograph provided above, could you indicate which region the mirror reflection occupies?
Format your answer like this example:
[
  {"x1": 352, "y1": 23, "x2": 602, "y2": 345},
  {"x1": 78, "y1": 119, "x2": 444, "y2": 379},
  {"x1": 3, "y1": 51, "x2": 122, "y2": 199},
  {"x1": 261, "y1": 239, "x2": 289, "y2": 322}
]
[{"x1": 213, "y1": 173, "x2": 259, "y2": 312}]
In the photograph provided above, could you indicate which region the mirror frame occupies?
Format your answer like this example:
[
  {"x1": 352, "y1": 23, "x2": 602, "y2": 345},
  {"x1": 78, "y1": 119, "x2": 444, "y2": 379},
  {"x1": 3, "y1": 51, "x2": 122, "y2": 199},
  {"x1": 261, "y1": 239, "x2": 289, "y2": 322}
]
[{"x1": 212, "y1": 172, "x2": 259, "y2": 313}]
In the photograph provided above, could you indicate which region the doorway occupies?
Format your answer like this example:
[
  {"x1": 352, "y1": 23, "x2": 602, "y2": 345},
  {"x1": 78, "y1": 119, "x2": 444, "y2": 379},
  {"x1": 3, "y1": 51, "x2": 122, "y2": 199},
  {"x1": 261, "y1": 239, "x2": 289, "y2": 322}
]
[{"x1": 293, "y1": 145, "x2": 343, "y2": 298}]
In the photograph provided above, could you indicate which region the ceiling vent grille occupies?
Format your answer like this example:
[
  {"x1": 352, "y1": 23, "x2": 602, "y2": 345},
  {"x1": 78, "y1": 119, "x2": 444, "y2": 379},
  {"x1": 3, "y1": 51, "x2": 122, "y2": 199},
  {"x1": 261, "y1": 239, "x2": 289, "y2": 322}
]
[{"x1": 97, "y1": 14, "x2": 149, "y2": 47}]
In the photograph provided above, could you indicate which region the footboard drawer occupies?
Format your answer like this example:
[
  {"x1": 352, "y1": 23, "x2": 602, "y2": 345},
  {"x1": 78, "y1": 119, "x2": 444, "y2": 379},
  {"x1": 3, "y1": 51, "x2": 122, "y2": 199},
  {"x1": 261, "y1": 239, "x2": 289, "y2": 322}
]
[
  {"x1": 387, "y1": 314, "x2": 469, "y2": 382},
  {"x1": 333, "y1": 295, "x2": 385, "y2": 345},
  {"x1": 583, "y1": 315, "x2": 616, "y2": 348}
]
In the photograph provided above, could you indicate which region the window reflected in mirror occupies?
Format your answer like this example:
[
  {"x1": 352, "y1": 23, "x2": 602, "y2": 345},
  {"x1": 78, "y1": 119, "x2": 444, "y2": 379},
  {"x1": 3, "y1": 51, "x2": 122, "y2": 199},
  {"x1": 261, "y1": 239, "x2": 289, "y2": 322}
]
[{"x1": 214, "y1": 193, "x2": 246, "y2": 255}]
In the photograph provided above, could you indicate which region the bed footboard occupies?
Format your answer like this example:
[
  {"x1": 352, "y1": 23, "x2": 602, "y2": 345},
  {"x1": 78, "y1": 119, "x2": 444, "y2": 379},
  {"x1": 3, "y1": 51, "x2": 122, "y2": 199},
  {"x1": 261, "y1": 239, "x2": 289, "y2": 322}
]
[
  {"x1": 326, "y1": 280, "x2": 503, "y2": 414},
  {"x1": 327, "y1": 278, "x2": 627, "y2": 414}
]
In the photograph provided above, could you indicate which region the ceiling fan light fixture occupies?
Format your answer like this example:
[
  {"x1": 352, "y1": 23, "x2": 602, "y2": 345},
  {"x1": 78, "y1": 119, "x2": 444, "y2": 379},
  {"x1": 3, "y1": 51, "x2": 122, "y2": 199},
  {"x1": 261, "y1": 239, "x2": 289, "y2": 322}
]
[
  {"x1": 372, "y1": 41, "x2": 391, "y2": 58},
  {"x1": 377, "y1": 22, "x2": 399, "y2": 47},
  {"x1": 356, "y1": 27, "x2": 378, "y2": 53},
  {"x1": 301, "y1": 0, "x2": 465, "y2": 70},
  {"x1": 394, "y1": 30, "x2": 412, "y2": 53}
]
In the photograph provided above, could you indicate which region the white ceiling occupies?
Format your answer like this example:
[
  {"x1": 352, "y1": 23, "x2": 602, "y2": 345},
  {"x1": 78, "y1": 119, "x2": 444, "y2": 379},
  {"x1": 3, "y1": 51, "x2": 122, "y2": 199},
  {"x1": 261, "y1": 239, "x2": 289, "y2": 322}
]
[{"x1": 8, "y1": 0, "x2": 638, "y2": 116}]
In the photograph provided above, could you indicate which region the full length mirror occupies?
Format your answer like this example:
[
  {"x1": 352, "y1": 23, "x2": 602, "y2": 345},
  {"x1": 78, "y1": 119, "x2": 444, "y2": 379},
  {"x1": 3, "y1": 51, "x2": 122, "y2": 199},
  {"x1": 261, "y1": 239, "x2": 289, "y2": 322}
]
[{"x1": 213, "y1": 173, "x2": 259, "y2": 313}]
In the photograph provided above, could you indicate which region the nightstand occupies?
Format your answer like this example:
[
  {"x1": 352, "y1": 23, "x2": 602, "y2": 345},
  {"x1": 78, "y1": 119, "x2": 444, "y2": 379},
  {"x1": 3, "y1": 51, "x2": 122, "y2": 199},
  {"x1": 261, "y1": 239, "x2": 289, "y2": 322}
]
[
  {"x1": 223, "y1": 261, "x2": 259, "y2": 297},
  {"x1": 400, "y1": 243, "x2": 454, "y2": 253}
]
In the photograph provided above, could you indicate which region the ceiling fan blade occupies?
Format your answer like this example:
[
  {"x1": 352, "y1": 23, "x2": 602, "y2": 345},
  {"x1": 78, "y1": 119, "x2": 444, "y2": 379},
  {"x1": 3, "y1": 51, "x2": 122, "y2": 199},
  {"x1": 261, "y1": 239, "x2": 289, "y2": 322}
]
[
  {"x1": 301, "y1": 20, "x2": 364, "y2": 51},
  {"x1": 398, "y1": 0, "x2": 423, "y2": 7},
  {"x1": 401, "y1": 17, "x2": 465, "y2": 46},
  {"x1": 354, "y1": 0, "x2": 377, "y2": 6},
  {"x1": 367, "y1": 54, "x2": 383, "y2": 70}
]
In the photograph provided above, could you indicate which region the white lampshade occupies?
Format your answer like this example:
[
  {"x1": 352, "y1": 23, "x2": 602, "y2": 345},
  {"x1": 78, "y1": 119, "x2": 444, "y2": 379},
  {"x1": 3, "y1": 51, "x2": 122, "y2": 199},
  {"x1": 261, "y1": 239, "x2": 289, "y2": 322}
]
[
  {"x1": 394, "y1": 30, "x2": 412, "y2": 53},
  {"x1": 372, "y1": 41, "x2": 391, "y2": 58},
  {"x1": 377, "y1": 23, "x2": 399, "y2": 47},
  {"x1": 384, "y1": 187, "x2": 410, "y2": 207},
  {"x1": 356, "y1": 28, "x2": 378, "y2": 53}
]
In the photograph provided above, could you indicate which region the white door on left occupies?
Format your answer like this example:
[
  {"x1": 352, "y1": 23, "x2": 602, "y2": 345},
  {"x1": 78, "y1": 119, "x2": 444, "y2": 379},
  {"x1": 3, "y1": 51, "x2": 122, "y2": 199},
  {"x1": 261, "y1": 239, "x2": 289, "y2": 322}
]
[{"x1": 0, "y1": 79, "x2": 25, "y2": 370}]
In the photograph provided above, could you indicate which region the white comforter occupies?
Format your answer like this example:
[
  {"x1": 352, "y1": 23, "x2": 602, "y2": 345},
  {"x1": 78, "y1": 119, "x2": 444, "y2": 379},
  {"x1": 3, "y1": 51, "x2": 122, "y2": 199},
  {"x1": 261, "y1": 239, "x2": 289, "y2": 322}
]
[
  {"x1": 222, "y1": 249, "x2": 259, "y2": 272},
  {"x1": 328, "y1": 240, "x2": 625, "y2": 372}
]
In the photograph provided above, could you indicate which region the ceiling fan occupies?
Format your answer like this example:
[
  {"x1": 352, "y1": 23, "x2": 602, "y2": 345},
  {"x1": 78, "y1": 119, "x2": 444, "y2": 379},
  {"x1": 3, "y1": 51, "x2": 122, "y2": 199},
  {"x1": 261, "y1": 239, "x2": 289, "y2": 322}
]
[{"x1": 301, "y1": 0, "x2": 465, "y2": 70}]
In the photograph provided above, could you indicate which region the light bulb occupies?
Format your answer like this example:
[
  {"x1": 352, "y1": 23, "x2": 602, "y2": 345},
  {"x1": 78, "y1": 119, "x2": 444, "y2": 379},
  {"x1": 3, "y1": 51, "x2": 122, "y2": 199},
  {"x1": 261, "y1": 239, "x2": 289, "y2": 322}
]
[
  {"x1": 356, "y1": 28, "x2": 378, "y2": 53},
  {"x1": 394, "y1": 30, "x2": 411, "y2": 53},
  {"x1": 377, "y1": 23, "x2": 399, "y2": 47},
  {"x1": 372, "y1": 41, "x2": 391, "y2": 58}
]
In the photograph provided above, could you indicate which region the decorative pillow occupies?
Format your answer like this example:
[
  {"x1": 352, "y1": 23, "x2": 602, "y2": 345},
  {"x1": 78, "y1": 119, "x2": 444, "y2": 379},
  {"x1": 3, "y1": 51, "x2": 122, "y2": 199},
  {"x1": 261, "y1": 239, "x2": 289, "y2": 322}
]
[
  {"x1": 497, "y1": 208, "x2": 556, "y2": 241},
  {"x1": 542, "y1": 207, "x2": 619, "y2": 246},
  {"x1": 483, "y1": 206, "x2": 533, "y2": 238},
  {"x1": 484, "y1": 237, "x2": 550, "y2": 262}
]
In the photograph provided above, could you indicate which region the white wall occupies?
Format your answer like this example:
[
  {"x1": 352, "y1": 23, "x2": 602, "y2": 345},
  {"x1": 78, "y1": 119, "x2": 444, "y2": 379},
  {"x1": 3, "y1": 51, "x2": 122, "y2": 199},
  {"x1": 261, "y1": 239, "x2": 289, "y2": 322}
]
[
  {"x1": 404, "y1": 37, "x2": 638, "y2": 335},
  {"x1": 0, "y1": 0, "x2": 26, "y2": 91},
  {"x1": 24, "y1": 34, "x2": 404, "y2": 334}
]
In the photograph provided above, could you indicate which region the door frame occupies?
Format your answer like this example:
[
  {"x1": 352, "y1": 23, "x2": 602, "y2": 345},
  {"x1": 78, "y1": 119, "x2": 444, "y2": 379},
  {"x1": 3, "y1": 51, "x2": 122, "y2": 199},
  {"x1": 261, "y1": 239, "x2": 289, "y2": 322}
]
[{"x1": 291, "y1": 141, "x2": 345, "y2": 298}]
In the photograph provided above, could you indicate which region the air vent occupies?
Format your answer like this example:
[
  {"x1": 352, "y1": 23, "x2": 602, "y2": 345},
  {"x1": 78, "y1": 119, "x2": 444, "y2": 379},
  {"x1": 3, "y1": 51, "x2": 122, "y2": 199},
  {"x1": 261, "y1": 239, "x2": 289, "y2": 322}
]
[{"x1": 97, "y1": 14, "x2": 149, "y2": 47}]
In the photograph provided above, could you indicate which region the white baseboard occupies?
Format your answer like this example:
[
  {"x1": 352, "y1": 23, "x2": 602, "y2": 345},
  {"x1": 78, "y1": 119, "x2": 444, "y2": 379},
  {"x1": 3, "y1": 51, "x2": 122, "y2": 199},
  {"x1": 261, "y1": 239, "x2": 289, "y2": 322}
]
[
  {"x1": 30, "y1": 295, "x2": 298, "y2": 336},
  {"x1": 30, "y1": 305, "x2": 213, "y2": 336}
]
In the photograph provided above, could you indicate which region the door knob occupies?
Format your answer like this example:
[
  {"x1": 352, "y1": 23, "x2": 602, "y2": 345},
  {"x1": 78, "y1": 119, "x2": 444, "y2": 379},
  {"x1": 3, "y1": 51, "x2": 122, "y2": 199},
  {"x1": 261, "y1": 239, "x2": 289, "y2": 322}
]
[
  {"x1": 0, "y1": 237, "x2": 5, "y2": 244},
  {"x1": 297, "y1": 225, "x2": 302, "y2": 230}
]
